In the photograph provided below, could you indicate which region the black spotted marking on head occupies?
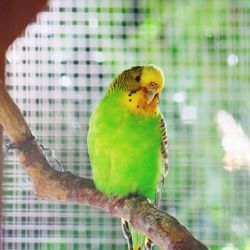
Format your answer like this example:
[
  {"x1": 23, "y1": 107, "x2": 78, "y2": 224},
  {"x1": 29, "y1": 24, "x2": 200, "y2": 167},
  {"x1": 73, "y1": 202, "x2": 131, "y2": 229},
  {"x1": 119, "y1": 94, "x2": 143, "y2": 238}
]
[
  {"x1": 106, "y1": 66, "x2": 143, "y2": 94},
  {"x1": 129, "y1": 99, "x2": 132, "y2": 102},
  {"x1": 131, "y1": 65, "x2": 142, "y2": 84},
  {"x1": 137, "y1": 105, "x2": 139, "y2": 108},
  {"x1": 135, "y1": 75, "x2": 141, "y2": 82}
]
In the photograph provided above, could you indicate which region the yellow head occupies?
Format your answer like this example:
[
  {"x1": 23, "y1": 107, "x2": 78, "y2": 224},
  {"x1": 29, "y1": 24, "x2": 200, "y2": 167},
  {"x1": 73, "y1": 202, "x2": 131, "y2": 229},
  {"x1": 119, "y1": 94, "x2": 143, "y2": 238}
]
[{"x1": 109, "y1": 64, "x2": 165, "y2": 116}]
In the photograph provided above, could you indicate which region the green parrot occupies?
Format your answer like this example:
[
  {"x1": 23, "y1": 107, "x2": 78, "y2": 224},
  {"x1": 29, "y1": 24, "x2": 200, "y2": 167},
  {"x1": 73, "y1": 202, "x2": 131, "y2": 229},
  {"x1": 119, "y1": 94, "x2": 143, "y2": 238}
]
[{"x1": 87, "y1": 65, "x2": 168, "y2": 250}]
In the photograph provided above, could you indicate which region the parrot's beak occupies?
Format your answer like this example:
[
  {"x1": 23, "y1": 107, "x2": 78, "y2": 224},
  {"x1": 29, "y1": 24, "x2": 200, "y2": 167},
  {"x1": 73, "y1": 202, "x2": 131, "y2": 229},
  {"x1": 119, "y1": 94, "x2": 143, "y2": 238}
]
[
  {"x1": 147, "y1": 89, "x2": 159, "y2": 104},
  {"x1": 146, "y1": 82, "x2": 159, "y2": 104}
]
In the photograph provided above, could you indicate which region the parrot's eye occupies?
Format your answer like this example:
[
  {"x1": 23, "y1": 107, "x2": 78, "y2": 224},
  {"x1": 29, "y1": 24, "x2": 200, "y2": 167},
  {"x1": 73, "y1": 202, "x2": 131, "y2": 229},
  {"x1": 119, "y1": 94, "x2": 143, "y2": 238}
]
[{"x1": 135, "y1": 75, "x2": 141, "y2": 82}]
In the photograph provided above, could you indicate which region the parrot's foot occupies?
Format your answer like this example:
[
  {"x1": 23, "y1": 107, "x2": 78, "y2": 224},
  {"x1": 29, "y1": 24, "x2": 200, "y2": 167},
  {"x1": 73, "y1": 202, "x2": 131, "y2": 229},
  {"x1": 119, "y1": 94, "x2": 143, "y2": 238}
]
[
  {"x1": 121, "y1": 219, "x2": 133, "y2": 250},
  {"x1": 144, "y1": 237, "x2": 153, "y2": 250}
]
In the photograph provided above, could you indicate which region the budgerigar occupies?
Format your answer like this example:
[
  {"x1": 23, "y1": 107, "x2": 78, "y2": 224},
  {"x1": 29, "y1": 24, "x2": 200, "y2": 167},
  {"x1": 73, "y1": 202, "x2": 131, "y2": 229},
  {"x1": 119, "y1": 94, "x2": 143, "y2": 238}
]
[{"x1": 87, "y1": 65, "x2": 168, "y2": 250}]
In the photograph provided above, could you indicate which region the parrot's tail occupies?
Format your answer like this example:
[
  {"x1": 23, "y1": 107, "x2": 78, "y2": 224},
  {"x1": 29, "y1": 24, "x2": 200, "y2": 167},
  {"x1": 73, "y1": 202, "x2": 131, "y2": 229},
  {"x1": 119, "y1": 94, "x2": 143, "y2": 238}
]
[{"x1": 121, "y1": 219, "x2": 153, "y2": 250}]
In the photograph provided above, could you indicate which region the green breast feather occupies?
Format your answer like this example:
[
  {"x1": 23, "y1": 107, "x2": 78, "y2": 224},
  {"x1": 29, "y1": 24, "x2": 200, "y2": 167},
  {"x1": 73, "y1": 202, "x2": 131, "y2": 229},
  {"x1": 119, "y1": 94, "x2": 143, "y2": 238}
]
[{"x1": 87, "y1": 90, "x2": 162, "y2": 201}]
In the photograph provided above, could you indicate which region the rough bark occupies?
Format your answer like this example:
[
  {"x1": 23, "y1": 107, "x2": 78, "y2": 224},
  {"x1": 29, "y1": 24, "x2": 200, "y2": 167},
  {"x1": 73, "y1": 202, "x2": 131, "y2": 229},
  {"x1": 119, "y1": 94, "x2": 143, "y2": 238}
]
[{"x1": 0, "y1": 82, "x2": 208, "y2": 249}]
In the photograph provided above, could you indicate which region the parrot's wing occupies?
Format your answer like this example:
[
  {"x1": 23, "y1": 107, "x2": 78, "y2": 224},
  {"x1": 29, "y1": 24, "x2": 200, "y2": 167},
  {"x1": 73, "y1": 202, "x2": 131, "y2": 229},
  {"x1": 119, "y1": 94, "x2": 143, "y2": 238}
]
[
  {"x1": 156, "y1": 114, "x2": 168, "y2": 207},
  {"x1": 145, "y1": 115, "x2": 169, "y2": 250}
]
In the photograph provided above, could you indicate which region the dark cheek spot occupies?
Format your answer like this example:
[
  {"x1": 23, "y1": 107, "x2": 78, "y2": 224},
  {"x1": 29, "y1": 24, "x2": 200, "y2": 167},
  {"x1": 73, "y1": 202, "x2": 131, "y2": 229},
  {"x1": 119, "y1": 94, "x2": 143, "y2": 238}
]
[
  {"x1": 131, "y1": 88, "x2": 140, "y2": 94},
  {"x1": 129, "y1": 99, "x2": 132, "y2": 102},
  {"x1": 137, "y1": 105, "x2": 139, "y2": 108}
]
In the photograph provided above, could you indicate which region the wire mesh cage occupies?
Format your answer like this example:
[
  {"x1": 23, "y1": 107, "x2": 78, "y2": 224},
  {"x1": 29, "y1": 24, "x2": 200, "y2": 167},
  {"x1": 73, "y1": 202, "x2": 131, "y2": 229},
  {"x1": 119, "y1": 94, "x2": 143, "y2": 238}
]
[{"x1": 2, "y1": 0, "x2": 250, "y2": 249}]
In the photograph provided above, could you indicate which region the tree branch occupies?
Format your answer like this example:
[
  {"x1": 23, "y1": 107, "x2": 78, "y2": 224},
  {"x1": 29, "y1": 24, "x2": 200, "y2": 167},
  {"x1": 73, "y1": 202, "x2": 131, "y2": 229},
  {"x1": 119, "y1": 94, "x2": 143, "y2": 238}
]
[{"x1": 0, "y1": 82, "x2": 208, "y2": 250}]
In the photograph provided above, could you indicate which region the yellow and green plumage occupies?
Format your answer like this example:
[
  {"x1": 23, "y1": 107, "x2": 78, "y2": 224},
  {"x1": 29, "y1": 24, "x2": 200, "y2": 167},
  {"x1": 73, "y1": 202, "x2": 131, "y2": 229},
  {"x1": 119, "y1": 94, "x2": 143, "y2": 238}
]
[{"x1": 87, "y1": 65, "x2": 168, "y2": 250}]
